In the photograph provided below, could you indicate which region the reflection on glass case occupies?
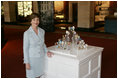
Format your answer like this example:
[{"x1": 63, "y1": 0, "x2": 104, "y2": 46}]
[{"x1": 17, "y1": 1, "x2": 32, "y2": 17}]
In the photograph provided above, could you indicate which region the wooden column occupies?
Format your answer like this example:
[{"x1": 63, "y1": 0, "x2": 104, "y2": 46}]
[
  {"x1": 32, "y1": 1, "x2": 39, "y2": 13},
  {"x1": 77, "y1": 1, "x2": 95, "y2": 28},
  {"x1": 3, "y1": 1, "x2": 17, "y2": 22},
  {"x1": 64, "y1": 1, "x2": 69, "y2": 21},
  {"x1": 68, "y1": 2, "x2": 73, "y2": 22},
  {"x1": 109, "y1": 1, "x2": 117, "y2": 15}
]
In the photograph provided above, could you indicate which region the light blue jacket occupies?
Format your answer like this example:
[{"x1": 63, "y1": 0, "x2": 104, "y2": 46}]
[{"x1": 23, "y1": 26, "x2": 47, "y2": 64}]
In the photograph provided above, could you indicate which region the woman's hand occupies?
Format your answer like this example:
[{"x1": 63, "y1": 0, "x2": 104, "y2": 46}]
[
  {"x1": 25, "y1": 63, "x2": 30, "y2": 70},
  {"x1": 47, "y1": 51, "x2": 54, "y2": 57}
]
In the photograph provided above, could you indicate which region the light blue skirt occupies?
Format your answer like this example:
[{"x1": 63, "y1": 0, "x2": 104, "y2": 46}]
[{"x1": 26, "y1": 56, "x2": 46, "y2": 78}]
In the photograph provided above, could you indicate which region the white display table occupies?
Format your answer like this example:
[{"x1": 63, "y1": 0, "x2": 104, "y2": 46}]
[{"x1": 44, "y1": 45, "x2": 103, "y2": 78}]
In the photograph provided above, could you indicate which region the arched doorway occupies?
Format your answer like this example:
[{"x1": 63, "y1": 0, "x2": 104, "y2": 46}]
[{"x1": 54, "y1": 1, "x2": 69, "y2": 23}]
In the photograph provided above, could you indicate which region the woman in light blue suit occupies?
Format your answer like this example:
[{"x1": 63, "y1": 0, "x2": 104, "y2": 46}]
[{"x1": 23, "y1": 13, "x2": 52, "y2": 78}]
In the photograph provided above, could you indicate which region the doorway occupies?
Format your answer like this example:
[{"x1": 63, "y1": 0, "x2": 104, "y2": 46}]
[{"x1": 72, "y1": 3, "x2": 78, "y2": 24}]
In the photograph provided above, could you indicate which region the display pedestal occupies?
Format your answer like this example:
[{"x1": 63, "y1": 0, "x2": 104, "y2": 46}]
[{"x1": 44, "y1": 45, "x2": 103, "y2": 78}]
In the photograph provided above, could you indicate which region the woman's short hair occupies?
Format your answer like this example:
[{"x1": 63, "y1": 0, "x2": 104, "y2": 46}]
[{"x1": 29, "y1": 13, "x2": 40, "y2": 22}]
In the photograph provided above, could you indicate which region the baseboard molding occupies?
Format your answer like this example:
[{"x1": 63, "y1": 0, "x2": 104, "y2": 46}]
[
  {"x1": 76, "y1": 27, "x2": 94, "y2": 32},
  {"x1": 4, "y1": 22, "x2": 30, "y2": 26}
]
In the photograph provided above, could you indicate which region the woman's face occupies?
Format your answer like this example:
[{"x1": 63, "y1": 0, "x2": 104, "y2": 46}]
[{"x1": 31, "y1": 17, "x2": 40, "y2": 27}]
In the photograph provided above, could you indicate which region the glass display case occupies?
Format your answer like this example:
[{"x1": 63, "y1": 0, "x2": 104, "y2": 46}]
[{"x1": 95, "y1": 1, "x2": 110, "y2": 22}]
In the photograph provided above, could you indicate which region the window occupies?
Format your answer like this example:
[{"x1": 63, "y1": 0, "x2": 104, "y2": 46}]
[{"x1": 17, "y1": 1, "x2": 32, "y2": 17}]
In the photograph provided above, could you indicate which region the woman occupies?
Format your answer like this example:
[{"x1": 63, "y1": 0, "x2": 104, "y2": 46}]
[{"x1": 23, "y1": 13, "x2": 52, "y2": 78}]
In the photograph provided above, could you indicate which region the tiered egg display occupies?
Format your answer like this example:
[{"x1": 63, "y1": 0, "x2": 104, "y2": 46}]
[{"x1": 55, "y1": 26, "x2": 88, "y2": 51}]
